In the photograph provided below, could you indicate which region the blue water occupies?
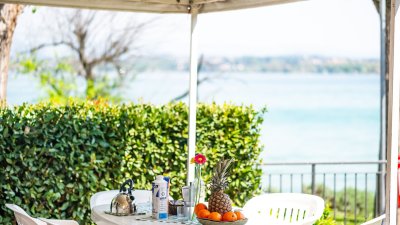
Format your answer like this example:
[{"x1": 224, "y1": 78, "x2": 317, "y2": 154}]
[
  {"x1": 196, "y1": 73, "x2": 380, "y2": 164},
  {"x1": 7, "y1": 72, "x2": 380, "y2": 165}
]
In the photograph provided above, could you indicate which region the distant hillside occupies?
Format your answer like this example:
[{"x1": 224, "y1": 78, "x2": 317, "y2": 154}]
[{"x1": 132, "y1": 55, "x2": 379, "y2": 74}]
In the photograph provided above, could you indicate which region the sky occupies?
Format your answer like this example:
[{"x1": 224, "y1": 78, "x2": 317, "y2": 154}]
[{"x1": 12, "y1": 0, "x2": 380, "y2": 59}]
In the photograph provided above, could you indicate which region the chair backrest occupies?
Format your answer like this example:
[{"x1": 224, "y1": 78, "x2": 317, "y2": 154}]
[
  {"x1": 243, "y1": 193, "x2": 325, "y2": 225},
  {"x1": 360, "y1": 215, "x2": 385, "y2": 225},
  {"x1": 38, "y1": 218, "x2": 79, "y2": 225},
  {"x1": 90, "y1": 189, "x2": 152, "y2": 209},
  {"x1": 5, "y1": 204, "x2": 46, "y2": 225},
  {"x1": 90, "y1": 190, "x2": 119, "y2": 209},
  {"x1": 132, "y1": 190, "x2": 152, "y2": 204}
]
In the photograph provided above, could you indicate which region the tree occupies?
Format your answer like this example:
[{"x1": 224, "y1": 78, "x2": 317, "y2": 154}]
[
  {"x1": 0, "y1": 4, "x2": 24, "y2": 106},
  {"x1": 171, "y1": 55, "x2": 244, "y2": 102},
  {"x1": 19, "y1": 56, "x2": 81, "y2": 103},
  {"x1": 171, "y1": 55, "x2": 207, "y2": 102},
  {"x1": 26, "y1": 9, "x2": 151, "y2": 101}
]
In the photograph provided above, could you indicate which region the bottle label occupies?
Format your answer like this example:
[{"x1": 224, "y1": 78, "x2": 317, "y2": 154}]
[{"x1": 152, "y1": 181, "x2": 168, "y2": 219}]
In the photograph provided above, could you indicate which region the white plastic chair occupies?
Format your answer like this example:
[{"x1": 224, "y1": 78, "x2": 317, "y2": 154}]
[
  {"x1": 5, "y1": 204, "x2": 78, "y2": 225},
  {"x1": 90, "y1": 190, "x2": 120, "y2": 210},
  {"x1": 38, "y1": 218, "x2": 79, "y2": 225},
  {"x1": 90, "y1": 189, "x2": 152, "y2": 209},
  {"x1": 243, "y1": 193, "x2": 325, "y2": 225},
  {"x1": 360, "y1": 215, "x2": 385, "y2": 225}
]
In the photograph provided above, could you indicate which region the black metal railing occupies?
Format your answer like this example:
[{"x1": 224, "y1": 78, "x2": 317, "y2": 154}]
[{"x1": 261, "y1": 161, "x2": 387, "y2": 225}]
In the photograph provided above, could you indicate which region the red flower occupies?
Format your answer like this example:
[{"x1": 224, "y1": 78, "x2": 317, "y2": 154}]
[{"x1": 194, "y1": 154, "x2": 206, "y2": 165}]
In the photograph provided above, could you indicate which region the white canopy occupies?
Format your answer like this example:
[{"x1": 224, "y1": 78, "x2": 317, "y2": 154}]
[{"x1": 0, "y1": 0, "x2": 301, "y2": 13}]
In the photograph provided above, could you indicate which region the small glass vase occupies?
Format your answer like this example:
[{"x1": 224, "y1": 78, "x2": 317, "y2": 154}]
[
  {"x1": 190, "y1": 177, "x2": 206, "y2": 221},
  {"x1": 193, "y1": 177, "x2": 206, "y2": 204}
]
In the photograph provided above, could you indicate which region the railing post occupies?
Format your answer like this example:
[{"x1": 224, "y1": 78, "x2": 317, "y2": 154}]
[
  {"x1": 311, "y1": 163, "x2": 316, "y2": 194},
  {"x1": 263, "y1": 161, "x2": 387, "y2": 223}
]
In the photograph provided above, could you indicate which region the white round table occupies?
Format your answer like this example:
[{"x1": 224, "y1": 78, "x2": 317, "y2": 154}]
[
  {"x1": 91, "y1": 204, "x2": 197, "y2": 225},
  {"x1": 91, "y1": 204, "x2": 149, "y2": 225}
]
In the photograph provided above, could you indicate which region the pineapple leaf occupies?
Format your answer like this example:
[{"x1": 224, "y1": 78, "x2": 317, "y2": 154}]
[{"x1": 210, "y1": 159, "x2": 234, "y2": 192}]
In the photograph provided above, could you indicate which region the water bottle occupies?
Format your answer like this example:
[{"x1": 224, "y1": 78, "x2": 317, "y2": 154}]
[{"x1": 152, "y1": 175, "x2": 168, "y2": 219}]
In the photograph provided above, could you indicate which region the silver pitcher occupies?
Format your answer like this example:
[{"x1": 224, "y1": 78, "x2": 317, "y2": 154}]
[{"x1": 110, "y1": 179, "x2": 137, "y2": 215}]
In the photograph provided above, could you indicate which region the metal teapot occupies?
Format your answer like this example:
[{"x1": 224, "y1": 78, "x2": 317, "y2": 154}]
[{"x1": 110, "y1": 179, "x2": 137, "y2": 215}]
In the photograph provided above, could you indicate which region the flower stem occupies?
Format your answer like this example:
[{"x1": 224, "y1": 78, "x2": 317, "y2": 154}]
[
  {"x1": 197, "y1": 166, "x2": 202, "y2": 203},
  {"x1": 191, "y1": 165, "x2": 203, "y2": 221}
]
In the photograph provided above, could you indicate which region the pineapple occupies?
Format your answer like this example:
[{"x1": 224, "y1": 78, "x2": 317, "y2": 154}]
[{"x1": 208, "y1": 159, "x2": 234, "y2": 215}]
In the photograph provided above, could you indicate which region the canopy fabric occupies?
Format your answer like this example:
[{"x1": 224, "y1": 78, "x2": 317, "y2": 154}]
[{"x1": 0, "y1": 0, "x2": 303, "y2": 13}]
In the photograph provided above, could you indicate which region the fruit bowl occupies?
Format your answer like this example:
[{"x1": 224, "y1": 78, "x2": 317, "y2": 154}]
[{"x1": 197, "y1": 218, "x2": 248, "y2": 225}]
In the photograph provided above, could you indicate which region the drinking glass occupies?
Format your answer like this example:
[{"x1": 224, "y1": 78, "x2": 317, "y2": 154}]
[
  {"x1": 137, "y1": 196, "x2": 152, "y2": 214},
  {"x1": 176, "y1": 205, "x2": 185, "y2": 218}
]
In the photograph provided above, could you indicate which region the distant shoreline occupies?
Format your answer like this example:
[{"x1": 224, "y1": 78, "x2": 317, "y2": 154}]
[
  {"x1": 26, "y1": 55, "x2": 380, "y2": 75},
  {"x1": 132, "y1": 55, "x2": 380, "y2": 75}
]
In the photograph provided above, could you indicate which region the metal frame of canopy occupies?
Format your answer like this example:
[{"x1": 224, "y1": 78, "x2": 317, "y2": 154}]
[
  {"x1": 0, "y1": 0, "x2": 399, "y2": 224},
  {"x1": 0, "y1": 0, "x2": 302, "y2": 13},
  {"x1": 386, "y1": 2, "x2": 399, "y2": 224}
]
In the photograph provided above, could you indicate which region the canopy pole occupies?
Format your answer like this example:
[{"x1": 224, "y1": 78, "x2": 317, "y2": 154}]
[
  {"x1": 385, "y1": 0, "x2": 399, "y2": 224},
  {"x1": 187, "y1": 7, "x2": 199, "y2": 186},
  {"x1": 377, "y1": 0, "x2": 387, "y2": 215}
]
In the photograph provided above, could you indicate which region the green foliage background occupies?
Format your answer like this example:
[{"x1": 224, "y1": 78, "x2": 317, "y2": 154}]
[
  {"x1": 314, "y1": 206, "x2": 337, "y2": 225},
  {"x1": 0, "y1": 101, "x2": 265, "y2": 224}
]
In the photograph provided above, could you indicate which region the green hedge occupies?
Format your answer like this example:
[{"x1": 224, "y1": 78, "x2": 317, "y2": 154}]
[{"x1": 0, "y1": 101, "x2": 265, "y2": 224}]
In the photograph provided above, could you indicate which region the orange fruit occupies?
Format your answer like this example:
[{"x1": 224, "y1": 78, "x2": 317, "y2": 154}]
[
  {"x1": 234, "y1": 211, "x2": 245, "y2": 220},
  {"x1": 194, "y1": 203, "x2": 207, "y2": 216},
  {"x1": 222, "y1": 211, "x2": 238, "y2": 221},
  {"x1": 197, "y1": 209, "x2": 211, "y2": 219},
  {"x1": 208, "y1": 212, "x2": 222, "y2": 221}
]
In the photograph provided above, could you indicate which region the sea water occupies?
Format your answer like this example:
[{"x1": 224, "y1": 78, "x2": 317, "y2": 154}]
[{"x1": 7, "y1": 72, "x2": 380, "y2": 172}]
